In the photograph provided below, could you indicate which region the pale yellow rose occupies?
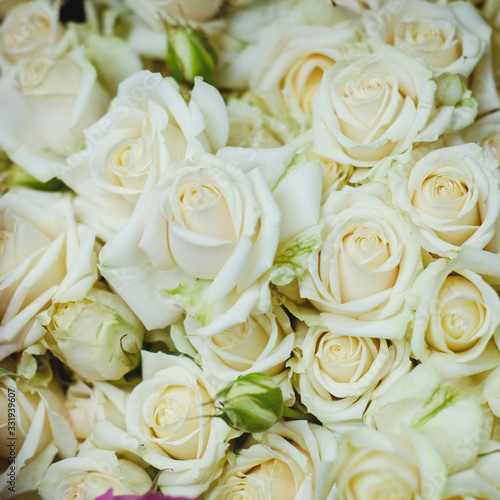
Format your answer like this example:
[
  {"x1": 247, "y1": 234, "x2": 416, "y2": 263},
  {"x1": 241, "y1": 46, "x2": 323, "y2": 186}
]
[
  {"x1": 249, "y1": 21, "x2": 360, "y2": 117},
  {"x1": 389, "y1": 143, "x2": 500, "y2": 257},
  {"x1": 364, "y1": 1, "x2": 490, "y2": 77},
  {"x1": 0, "y1": 0, "x2": 61, "y2": 66},
  {"x1": 291, "y1": 322, "x2": 411, "y2": 428},
  {"x1": 411, "y1": 257, "x2": 500, "y2": 377},
  {"x1": 461, "y1": 110, "x2": 500, "y2": 163},
  {"x1": 179, "y1": 304, "x2": 294, "y2": 383},
  {"x1": 299, "y1": 184, "x2": 423, "y2": 339},
  {"x1": 38, "y1": 448, "x2": 152, "y2": 499},
  {"x1": 204, "y1": 420, "x2": 338, "y2": 500},
  {"x1": 91, "y1": 351, "x2": 233, "y2": 498},
  {"x1": 332, "y1": 427, "x2": 446, "y2": 500}
]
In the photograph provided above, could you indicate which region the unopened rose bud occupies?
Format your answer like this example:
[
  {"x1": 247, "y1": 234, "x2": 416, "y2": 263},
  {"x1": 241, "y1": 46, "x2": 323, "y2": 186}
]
[
  {"x1": 166, "y1": 23, "x2": 217, "y2": 85},
  {"x1": 217, "y1": 373, "x2": 284, "y2": 433},
  {"x1": 435, "y1": 73, "x2": 469, "y2": 107},
  {"x1": 39, "y1": 288, "x2": 144, "y2": 381}
]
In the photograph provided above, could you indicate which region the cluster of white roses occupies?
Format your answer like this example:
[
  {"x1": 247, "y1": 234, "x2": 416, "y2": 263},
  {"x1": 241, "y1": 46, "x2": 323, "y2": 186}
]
[{"x1": 1, "y1": 0, "x2": 500, "y2": 498}]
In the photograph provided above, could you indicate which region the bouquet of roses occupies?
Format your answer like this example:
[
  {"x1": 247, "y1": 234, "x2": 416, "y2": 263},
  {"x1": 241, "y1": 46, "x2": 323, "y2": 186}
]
[{"x1": 1, "y1": 0, "x2": 500, "y2": 498}]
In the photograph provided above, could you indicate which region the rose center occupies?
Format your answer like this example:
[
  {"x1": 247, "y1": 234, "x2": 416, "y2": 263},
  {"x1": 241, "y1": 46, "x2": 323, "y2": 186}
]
[
  {"x1": 110, "y1": 140, "x2": 145, "y2": 177},
  {"x1": 346, "y1": 74, "x2": 384, "y2": 101},
  {"x1": 428, "y1": 175, "x2": 468, "y2": 201},
  {"x1": 16, "y1": 55, "x2": 54, "y2": 89},
  {"x1": 176, "y1": 179, "x2": 236, "y2": 241},
  {"x1": 62, "y1": 486, "x2": 81, "y2": 500},
  {"x1": 342, "y1": 226, "x2": 390, "y2": 268},
  {"x1": 411, "y1": 22, "x2": 441, "y2": 44}
]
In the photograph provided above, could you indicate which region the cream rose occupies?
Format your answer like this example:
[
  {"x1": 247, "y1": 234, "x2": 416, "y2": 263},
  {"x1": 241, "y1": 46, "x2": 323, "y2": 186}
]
[
  {"x1": 99, "y1": 147, "x2": 315, "y2": 331},
  {"x1": 0, "y1": 47, "x2": 110, "y2": 182},
  {"x1": 125, "y1": 0, "x2": 224, "y2": 28},
  {"x1": 249, "y1": 21, "x2": 360, "y2": 117},
  {"x1": 38, "y1": 448, "x2": 152, "y2": 499},
  {"x1": 62, "y1": 71, "x2": 229, "y2": 241},
  {"x1": 461, "y1": 110, "x2": 500, "y2": 162},
  {"x1": 444, "y1": 449, "x2": 500, "y2": 500},
  {"x1": 0, "y1": 0, "x2": 61, "y2": 67},
  {"x1": 389, "y1": 143, "x2": 500, "y2": 257},
  {"x1": 92, "y1": 351, "x2": 233, "y2": 498},
  {"x1": 312, "y1": 39, "x2": 475, "y2": 179},
  {"x1": 0, "y1": 188, "x2": 98, "y2": 360},
  {"x1": 312, "y1": 39, "x2": 437, "y2": 176},
  {"x1": 411, "y1": 257, "x2": 500, "y2": 377},
  {"x1": 298, "y1": 184, "x2": 423, "y2": 339},
  {"x1": 204, "y1": 420, "x2": 338, "y2": 500},
  {"x1": 0, "y1": 375, "x2": 77, "y2": 497},
  {"x1": 364, "y1": 1, "x2": 490, "y2": 78},
  {"x1": 366, "y1": 364, "x2": 486, "y2": 474},
  {"x1": 291, "y1": 322, "x2": 411, "y2": 428},
  {"x1": 332, "y1": 427, "x2": 446, "y2": 499},
  {"x1": 178, "y1": 303, "x2": 294, "y2": 383}
]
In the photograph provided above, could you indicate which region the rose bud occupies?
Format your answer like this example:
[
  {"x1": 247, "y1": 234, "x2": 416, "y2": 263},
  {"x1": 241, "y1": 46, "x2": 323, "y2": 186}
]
[
  {"x1": 216, "y1": 373, "x2": 285, "y2": 433},
  {"x1": 39, "y1": 287, "x2": 144, "y2": 381},
  {"x1": 166, "y1": 23, "x2": 217, "y2": 85}
]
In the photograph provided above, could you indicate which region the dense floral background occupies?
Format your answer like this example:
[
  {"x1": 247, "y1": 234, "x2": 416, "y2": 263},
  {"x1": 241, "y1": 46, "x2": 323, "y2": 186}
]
[{"x1": 1, "y1": 0, "x2": 500, "y2": 498}]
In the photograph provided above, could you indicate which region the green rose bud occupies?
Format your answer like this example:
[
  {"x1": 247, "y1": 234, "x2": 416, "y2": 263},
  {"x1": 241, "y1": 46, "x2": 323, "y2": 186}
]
[
  {"x1": 39, "y1": 287, "x2": 144, "y2": 381},
  {"x1": 166, "y1": 23, "x2": 217, "y2": 85},
  {"x1": 217, "y1": 373, "x2": 284, "y2": 433}
]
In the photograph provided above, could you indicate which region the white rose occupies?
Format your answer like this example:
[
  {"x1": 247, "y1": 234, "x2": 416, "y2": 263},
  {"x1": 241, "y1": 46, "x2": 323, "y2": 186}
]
[
  {"x1": 444, "y1": 449, "x2": 500, "y2": 499},
  {"x1": 38, "y1": 448, "x2": 152, "y2": 499},
  {"x1": 332, "y1": 427, "x2": 447, "y2": 500},
  {"x1": 461, "y1": 110, "x2": 500, "y2": 162},
  {"x1": 62, "y1": 380, "x2": 128, "y2": 442},
  {"x1": 389, "y1": 143, "x2": 500, "y2": 257},
  {"x1": 312, "y1": 39, "x2": 474, "y2": 179},
  {"x1": 99, "y1": 147, "x2": 318, "y2": 331},
  {"x1": 0, "y1": 376, "x2": 77, "y2": 497},
  {"x1": 366, "y1": 364, "x2": 487, "y2": 473},
  {"x1": 249, "y1": 21, "x2": 360, "y2": 117},
  {"x1": 0, "y1": 47, "x2": 110, "y2": 182},
  {"x1": 299, "y1": 184, "x2": 423, "y2": 339},
  {"x1": 39, "y1": 287, "x2": 145, "y2": 381},
  {"x1": 312, "y1": 39, "x2": 436, "y2": 175},
  {"x1": 0, "y1": 189, "x2": 98, "y2": 360},
  {"x1": 204, "y1": 420, "x2": 338, "y2": 500},
  {"x1": 91, "y1": 351, "x2": 233, "y2": 498},
  {"x1": 0, "y1": 0, "x2": 61, "y2": 67},
  {"x1": 411, "y1": 257, "x2": 500, "y2": 377},
  {"x1": 125, "y1": 0, "x2": 224, "y2": 28},
  {"x1": 364, "y1": 1, "x2": 490, "y2": 78},
  {"x1": 291, "y1": 322, "x2": 411, "y2": 428},
  {"x1": 364, "y1": 0, "x2": 500, "y2": 115},
  {"x1": 62, "y1": 71, "x2": 229, "y2": 241},
  {"x1": 178, "y1": 303, "x2": 294, "y2": 383}
]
